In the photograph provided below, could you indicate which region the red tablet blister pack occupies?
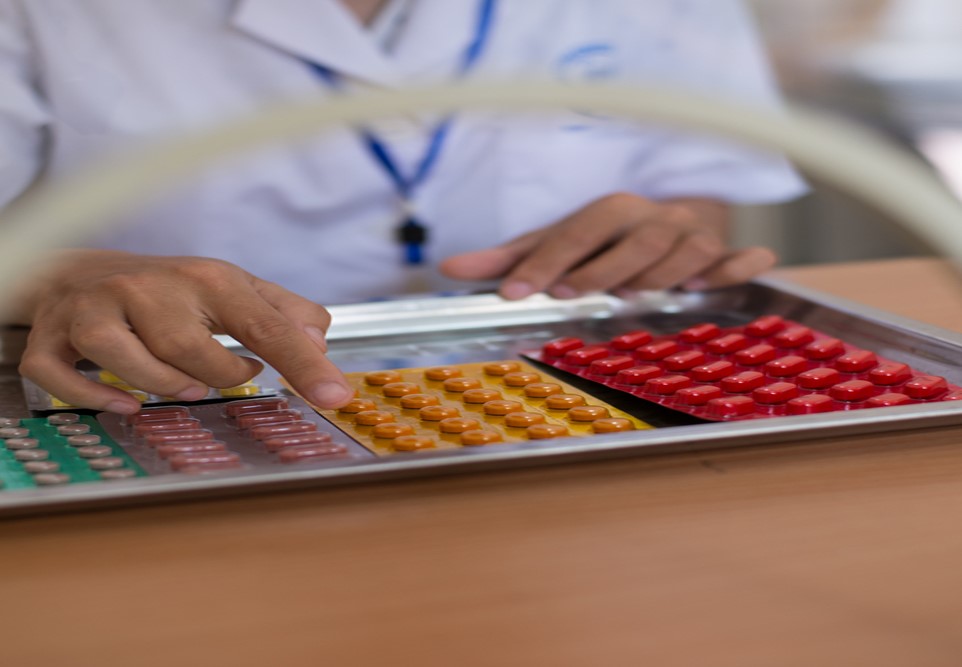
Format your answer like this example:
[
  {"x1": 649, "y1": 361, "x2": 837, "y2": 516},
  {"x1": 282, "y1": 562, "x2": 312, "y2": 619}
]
[{"x1": 527, "y1": 315, "x2": 962, "y2": 421}]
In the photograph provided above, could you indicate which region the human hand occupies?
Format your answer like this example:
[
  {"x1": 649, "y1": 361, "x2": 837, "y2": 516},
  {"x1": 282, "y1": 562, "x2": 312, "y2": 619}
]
[
  {"x1": 13, "y1": 250, "x2": 353, "y2": 414},
  {"x1": 440, "y1": 193, "x2": 777, "y2": 299}
]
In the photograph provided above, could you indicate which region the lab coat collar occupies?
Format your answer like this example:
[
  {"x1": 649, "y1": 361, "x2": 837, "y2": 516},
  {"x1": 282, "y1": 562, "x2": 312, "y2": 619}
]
[{"x1": 230, "y1": 0, "x2": 480, "y2": 88}]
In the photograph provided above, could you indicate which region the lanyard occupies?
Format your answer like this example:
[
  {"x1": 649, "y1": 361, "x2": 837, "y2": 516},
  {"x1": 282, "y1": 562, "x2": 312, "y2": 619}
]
[{"x1": 307, "y1": 0, "x2": 497, "y2": 265}]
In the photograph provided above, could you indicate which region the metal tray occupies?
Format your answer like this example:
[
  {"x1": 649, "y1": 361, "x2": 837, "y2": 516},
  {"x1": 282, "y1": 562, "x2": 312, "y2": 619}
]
[{"x1": 4, "y1": 276, "x2": 962, "y2": 517}]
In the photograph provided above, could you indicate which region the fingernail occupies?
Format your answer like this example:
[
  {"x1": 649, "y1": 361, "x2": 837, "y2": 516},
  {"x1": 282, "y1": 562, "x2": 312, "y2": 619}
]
[
  {"x1": 549, "y1": 284, "x2": 579, "y2": 299},
  {"x1": 304, "y1": 325, "x2": 328, "y2": 352},
  {"x1": 683, "y1": 279, "x2": 708, "y2": 292},
  {"x1": 176, "y1": 386, "x2": 209, "y2": 401},
  {"x1": 310, "y1": 382, "x2": 353, "y2": 408},
  {"x1": 105, "y1": 400, "x2": 140, "y2": 415},
  {"x1": 501, "y1": 281, "x2": 534, "y2": 300}
]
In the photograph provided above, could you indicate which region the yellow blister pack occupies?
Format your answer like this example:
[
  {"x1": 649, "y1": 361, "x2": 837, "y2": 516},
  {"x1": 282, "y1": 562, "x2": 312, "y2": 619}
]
[{"x1": 295, "y1": 360, "x2": 653, "y2": 456}]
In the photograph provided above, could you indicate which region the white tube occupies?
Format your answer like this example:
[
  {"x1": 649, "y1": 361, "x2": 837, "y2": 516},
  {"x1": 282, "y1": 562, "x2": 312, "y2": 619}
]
[{"x1": 0, "y1": 81, "x2": 960, "y2": 316}]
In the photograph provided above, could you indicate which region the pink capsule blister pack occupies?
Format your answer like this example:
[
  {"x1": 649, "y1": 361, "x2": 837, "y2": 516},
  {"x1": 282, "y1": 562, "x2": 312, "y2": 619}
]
[{"x1": 527, "y1": 315, "x2": 962, "y2": 421}]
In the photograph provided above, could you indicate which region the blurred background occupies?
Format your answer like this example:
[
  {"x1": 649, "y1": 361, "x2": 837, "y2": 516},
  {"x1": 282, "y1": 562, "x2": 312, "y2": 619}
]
[{"x1": 738, "y1": 0, "x2": 962, "y2": 265}]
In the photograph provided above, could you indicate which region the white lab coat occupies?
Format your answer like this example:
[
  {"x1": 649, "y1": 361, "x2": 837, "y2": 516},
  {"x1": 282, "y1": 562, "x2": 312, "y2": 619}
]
[{"x1": 0, "y1": 0, "x2": 806, "y2": 304}]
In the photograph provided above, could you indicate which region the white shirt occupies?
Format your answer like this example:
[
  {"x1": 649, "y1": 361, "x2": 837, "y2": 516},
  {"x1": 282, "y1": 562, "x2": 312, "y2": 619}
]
[{"x1": 0, "y1": 0, "x2": 806, "y2": 303}]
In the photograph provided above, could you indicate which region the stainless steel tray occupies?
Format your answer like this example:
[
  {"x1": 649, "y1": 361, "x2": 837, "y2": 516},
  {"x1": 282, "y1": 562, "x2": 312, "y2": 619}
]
[{"x1": 4, "y1": 276, "x2": 962, "y2": 517}]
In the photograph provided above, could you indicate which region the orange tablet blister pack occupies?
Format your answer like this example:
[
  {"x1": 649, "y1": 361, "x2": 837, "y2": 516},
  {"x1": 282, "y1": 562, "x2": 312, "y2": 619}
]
[{"x1": 296, "y1": 361, "x2": 653, "y2": 456}]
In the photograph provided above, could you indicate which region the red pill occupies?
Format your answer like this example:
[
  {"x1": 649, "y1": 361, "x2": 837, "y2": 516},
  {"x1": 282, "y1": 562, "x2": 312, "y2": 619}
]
[
  {"x1": 745, "y1": 315, "x2": 786, "y2": 337},
  {"x1": 797, "y1": 367, "x2": 842, "y2": 390},
  {"x1": 835, "y1": 350, "x2": 878, "y2": 373},
  {"x1": 786, "y1": 394, "x2": 835, "y2": 415},
  {"x1": 675, "y1": 385, "x2": 723, "y2": 406},
  {"x1": 829, "y1": 380, "x2": 875, "y2": 402},
  {"x1": 678, "y1": 323, "x2": 721, "y2": 343},
  {"x1": 765, "y1": 355, "x2": 807, "y2": 378},
  {"x1": 588, "y1": 355, "x2": 635, "y2": 375},
  {"x1": 734, "y1": 344, "x2": 777, "y2": 366},
  {"x1": 868, "y1": 362, "x2": 913, "y2": 386},
  {"x1": 644, "y1": 375, "x2": 692, "y2": 396},
  {"x1": 772, "y1": 326, "x2": 815, "y2": 348},
  {"x1": 752, "y1": 382, "x2": 800, "y2": 405},
  {"x1": 663, "y1": 350, "x2": 707, "y2": 372},
  {"x1": 943, "y1": 390, "x2": 962, "y2": 402},
  {"x1": 866, "y1": 393, "x2": 913, "y2": 408},
  {"x1": 609, "y1": 330, "x2": 653, "y2": 350},
  {"x1": 706, "y1": 333, "x2": 750, "y2": 355},
  {"x1": 635, "y1": 340, "x2": 681, "y2": 361},
  {"x1": 543, "y1": 337, "x2": 584, "y2": 357},
  {"x1": 720, "y1": 371, "x2": 766, "y2": 393},
  {"x1": 563, "y1": 346, "x2": 609, "y2": 366},
  {"x1": 278, "y1": 443, "x2": 349, "y2": 463},
  {"x1": 706, "y1": 395, "x2": 756, "y2": 419},
  {"x1": 614, "y1": 365, "x2": 662, "y2": 386},
  {"x1": 803, "y1": 338, "x2": 845, "y2": 360},
  {"x1": 904, "y1": 375, "x2": 949, "y2": 399},
  {"x1": 691, "y1": 360, "x2": 735, "y2": 383}
]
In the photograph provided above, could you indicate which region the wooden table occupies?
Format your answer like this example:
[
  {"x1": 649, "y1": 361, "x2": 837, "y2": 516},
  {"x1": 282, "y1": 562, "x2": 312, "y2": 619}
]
[{"x1": 3, "y1": 257, "x2": 962, "y2": 667}]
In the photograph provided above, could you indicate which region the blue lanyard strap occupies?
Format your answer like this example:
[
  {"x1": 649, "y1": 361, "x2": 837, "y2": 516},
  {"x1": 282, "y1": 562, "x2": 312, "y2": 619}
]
[{"x1": 307, "y1": 0, "x2": 497, "y2": 265}]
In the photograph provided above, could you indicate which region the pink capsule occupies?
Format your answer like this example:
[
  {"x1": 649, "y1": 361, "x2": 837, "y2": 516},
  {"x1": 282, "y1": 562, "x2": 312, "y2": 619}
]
[
  {"x1": 235, "y1": 409, "x2": 303, "y2": 430},
  {"x1": 144, "y1": 429, "x2": 216, "y2": 447},
  {"x1": 133, "y1": 418, "x2": 201, "y2": 437},
  {"x1": 278, "y1": 443, "x2": 350, "y2": 463},
  {"x1": 249, "y1": 421, "x2": 319, "y2": 440},
  {"x1": 157, "y1": 441, "x2": 229, "y2": 459},
  {"x1": 223, "y1": 397, "x2": 289, "y2": 418},
  {"x1": 263, "y1": 432, "x2": 334, "y2": 453}
]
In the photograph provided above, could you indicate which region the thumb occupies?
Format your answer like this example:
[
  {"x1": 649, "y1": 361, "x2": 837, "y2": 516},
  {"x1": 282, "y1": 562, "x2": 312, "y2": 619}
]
[{"x1": 439, "y1": 229, "x2": 544, "y2": 281}]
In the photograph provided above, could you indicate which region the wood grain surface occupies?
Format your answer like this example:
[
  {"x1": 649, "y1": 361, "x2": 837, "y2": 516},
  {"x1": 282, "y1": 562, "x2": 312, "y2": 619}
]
[{"x1": 3, "y1": 257, "x2": 962, "y2": 667}]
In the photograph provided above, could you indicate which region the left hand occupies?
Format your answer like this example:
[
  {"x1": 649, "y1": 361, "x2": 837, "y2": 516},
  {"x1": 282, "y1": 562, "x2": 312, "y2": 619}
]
[{"x1": 439, "y1": 192, "x2": 777, "y2": 299}]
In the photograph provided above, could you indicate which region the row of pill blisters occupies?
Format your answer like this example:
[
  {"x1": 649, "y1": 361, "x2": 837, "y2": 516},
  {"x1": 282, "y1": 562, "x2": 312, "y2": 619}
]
[
  {"x1": 0, "y1": 414, "x2": 145, "y2": 490},
  {"x1": 307, "y1": 360, "x2": 653, "y2": 456},
  {"x1": 528, "y1": 315, "x2": 962, "y2": 421}
]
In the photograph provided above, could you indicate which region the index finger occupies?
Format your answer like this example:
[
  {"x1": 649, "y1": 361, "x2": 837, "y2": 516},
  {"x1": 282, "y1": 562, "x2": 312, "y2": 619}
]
[{"x1": 214, "y1": 295, "x2": 352, "y2": 409}]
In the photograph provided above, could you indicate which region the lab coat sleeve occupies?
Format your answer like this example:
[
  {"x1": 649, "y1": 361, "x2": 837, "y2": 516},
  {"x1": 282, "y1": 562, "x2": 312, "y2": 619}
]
[
  {"x1": 0, "y1": 0, "x2": 50, "y2": 209},
  {"x1": 624, "y1": 0, "x2": 808, "y2": 204}
]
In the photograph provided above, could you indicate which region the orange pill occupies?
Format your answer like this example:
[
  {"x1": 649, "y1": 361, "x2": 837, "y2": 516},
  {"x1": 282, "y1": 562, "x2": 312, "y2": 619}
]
[
  {"x1": 382, "y1": 382, "x2": 422, "y2": 397},
  {"x1": 526, "y1": 424, "x2": 569, "y2": 440},
  {"x1": 545, "y1": 393, "x2": 587, "y2": 410},
  {"x1": 592, "y1": 418, "x2": 634, "y2": 433},
  {"x1": 354, "y1": 410, "x2": 395, "y2": 426},
  {"x1": 483, "y1": 361, "x2": 521, "y2": 376},
  {"x1": 439, "y1": 417, "x2": 482, "y2": 433},
  {"x1": 424, "y1": 366, "x2": 463, "y2": 381},
  {"x1": 399, "y1": 393, "x2": 441, "y2": 409},
  {"x1": 364, "y1": 370, "x2": 403, "y2": 386},
  {"x1": 503, "y1": 372, "x2": 541, "y2": 387},
  {"x1": 568, "y1": 406, "x2": 611, "y2": 422},
  {"x1": 504, "y1": 412, "x2": 546, "y2": 428},
  {"x1": 461, "y1": 430, "x2": 503, "y2": 446},
  {"x1": 443, "y1": 377, "x2": 482, "y2": 393},
  {"x1": 483, "y1": 400, "x2": 525, "y2": 416},
  {"x1": 372, "y1": 423, "x2": 416, "y2": 439},
  {"x1": 419, "y1": 405, "x2": 460, "y2": 422},
  {"x1": 462, "y1": 388, "x2": 502, "y2": 404},
  {"x1": 523, "y1": 383, "x2": 564, "y2": 398},
  {"x1": 393, "y1": 435, "x2": 436, "y2": 452},
  {"x1": 338, "y1": 398, "x2": 378, "y2": 414}
]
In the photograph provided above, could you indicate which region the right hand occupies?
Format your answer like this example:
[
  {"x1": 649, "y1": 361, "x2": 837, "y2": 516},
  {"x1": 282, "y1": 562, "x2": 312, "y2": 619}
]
[{"x1": 13, "y1": 250, "x2": 354, "y2": 414}]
